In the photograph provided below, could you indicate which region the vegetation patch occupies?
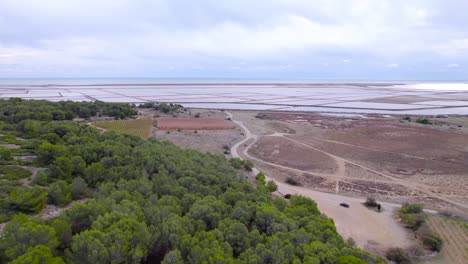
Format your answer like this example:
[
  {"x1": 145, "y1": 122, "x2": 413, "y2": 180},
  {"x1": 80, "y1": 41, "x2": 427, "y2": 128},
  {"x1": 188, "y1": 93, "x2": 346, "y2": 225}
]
[
  {"x1": 229, "y1": 157, "x2": 254, "y2": 171},
  {"x1": 138, "y1": 102, "x2": 183, "y2": 114},
  {"x1": 426, "y1": 215, "x2": 468, "y2": 264},
  {"x1": 387, "y1": 203, "x2": 445, "y2": 263},
  {"x1": 285, "y1": 176, "x2": 303, "y2": 186},
  {"x1": 94, "y1": 116, "x2": 153, "y2": 139},
  {"x1": 415, "y1": 118, "x2": 432, "y2": 125},
  {"x1": 0, "y1": 99, "x2": 384, "y2": 263},
  {"x1": 0, "y1": 166, "x2": 32, "y2": 181}
]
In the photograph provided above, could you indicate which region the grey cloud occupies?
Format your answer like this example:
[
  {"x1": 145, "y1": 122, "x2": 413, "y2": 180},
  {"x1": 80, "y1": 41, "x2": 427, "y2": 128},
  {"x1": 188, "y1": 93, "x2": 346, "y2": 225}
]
[{"x1": 0, "y1": 0, "x2": 467, "y2": 79}]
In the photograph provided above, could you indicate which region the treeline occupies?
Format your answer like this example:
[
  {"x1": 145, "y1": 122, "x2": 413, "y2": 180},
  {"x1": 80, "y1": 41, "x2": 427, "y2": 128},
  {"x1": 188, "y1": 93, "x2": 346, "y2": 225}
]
[
  {"x1": 0, "y1": 98, "x2": 137, "y2": 122},
  {"x1": 0, "y1": 99, "x2": 383, "y2": 263},
  {"x1": 139, "y1": 102, "x2": 183, "y2": 114}
]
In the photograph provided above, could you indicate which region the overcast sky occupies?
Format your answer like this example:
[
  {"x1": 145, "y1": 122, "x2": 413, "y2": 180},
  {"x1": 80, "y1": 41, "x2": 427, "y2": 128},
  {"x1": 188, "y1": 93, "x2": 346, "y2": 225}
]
[{"x1": 1, "y1": 0, "x2": 467, "y2": 80}]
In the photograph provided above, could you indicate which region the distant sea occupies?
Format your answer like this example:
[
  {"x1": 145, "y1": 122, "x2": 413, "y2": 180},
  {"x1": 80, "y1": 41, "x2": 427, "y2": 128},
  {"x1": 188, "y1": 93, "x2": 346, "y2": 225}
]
[
  {"x1": 0, "y1": 78, "x2": 467, "y2": 91},
  {"x1": 0, "y1": 78, "x2": 406, "y2": 85}
]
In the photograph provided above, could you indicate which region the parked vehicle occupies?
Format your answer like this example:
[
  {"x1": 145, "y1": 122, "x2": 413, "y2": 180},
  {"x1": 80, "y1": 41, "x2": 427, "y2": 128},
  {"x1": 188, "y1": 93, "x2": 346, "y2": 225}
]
[{"x1": 339, "y1": 203, "x2": 350, "y2": 208}]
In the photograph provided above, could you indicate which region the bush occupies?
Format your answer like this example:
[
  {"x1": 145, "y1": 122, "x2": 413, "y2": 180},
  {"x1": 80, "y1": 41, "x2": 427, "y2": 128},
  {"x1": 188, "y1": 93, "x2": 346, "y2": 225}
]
[
  {"x1": 415, "y1": 118, "x2": 431, "y2": 125},
  {"x1": 48, "y1": 180, "x2": 72, "y2": 206},
  {"x1": 0, "y1": 147, "x2": 12, "y2": 161},
  {"x1": 0, "y1": 166, "x2": 32, "y2": 181},
  {"x1": 266, "y1": 180, "x2": 278, "y2": 193},
  {"x1": 400, "y1": 212, "x2": 425, "y2": 230},
  {"x1": 243, "y1": 160, "x2": 254, "y2": 171},
  {"x1": 422, "y1": 233, "x2": 443, "y2": 252},
  {"x1": 364, "y1": 197, "x2": 378, "y2": 207},
  {"x1": 255, "y1": 172, "x2": 266, "y2": 185},
  {"x1": 285, "y1": 177, "x2": 302, "y2": 186},
  {"x1": 32, "y1": 170, "x2": 49, "y2": 186},
  {"x1": 401, "y1": 203, "x2": 423, "y2": 214},
  {"x1": 385, "y1": 247, "x2": 413, "y2": 264},
  {"x1": 402, "y1": 116, "x2": 411, "y2": 122},
  {"x1": 229, "y1": 158, "x2": 243, "y2": 169}
]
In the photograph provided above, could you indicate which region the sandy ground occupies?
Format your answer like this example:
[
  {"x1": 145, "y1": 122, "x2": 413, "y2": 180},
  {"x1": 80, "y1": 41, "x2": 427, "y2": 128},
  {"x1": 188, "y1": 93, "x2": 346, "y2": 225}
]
[
  {"x1": 38, "y1": 198, "x2": 90, "y2": 220},
  {"x1": 155, "y1": 129, "x2": 243, "y2": 155},
  {"x1": 226, "y1": 111, "x2": 415, "y2": 254}
]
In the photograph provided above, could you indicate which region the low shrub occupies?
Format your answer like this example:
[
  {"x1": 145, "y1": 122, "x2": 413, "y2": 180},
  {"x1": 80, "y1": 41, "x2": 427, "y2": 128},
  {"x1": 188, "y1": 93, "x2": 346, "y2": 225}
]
[
  {"x1": 364, "y1": 197, "x2": 378, "y2": 207},
  {"x1": 401, "y1": 203, "x2": 423, "y2": 214},
  {"x1": 32, "y1": 170, "x2": 49, "y2": 186},
  {"x1": 385, "y1": 247, "x2": 413, "y2": 264},
  {"x1": 422, "y1": 233, "x2": 443, "y2": 252},
  {"x1": 285, "y1": 177, "x2": 302, "y2": 186},
  {"x1": 415, "y1": 118, "x2": 431, "y2": 125}
]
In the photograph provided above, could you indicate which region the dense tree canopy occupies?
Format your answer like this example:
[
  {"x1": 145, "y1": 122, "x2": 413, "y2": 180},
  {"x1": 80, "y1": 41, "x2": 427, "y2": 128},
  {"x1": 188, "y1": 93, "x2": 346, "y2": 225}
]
[
  {"x1": 0, "y1": 99, "x2": 384, "y2": 263},
  {"x1": 0, "y1": 98, "x2": 136, "y2": 123}
]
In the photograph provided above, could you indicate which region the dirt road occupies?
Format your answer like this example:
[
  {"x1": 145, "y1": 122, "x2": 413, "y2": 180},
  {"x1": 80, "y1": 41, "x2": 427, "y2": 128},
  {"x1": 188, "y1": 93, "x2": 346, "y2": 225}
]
[{"x1": 226, "y1": 111, "x2": 413, "y2": 253}]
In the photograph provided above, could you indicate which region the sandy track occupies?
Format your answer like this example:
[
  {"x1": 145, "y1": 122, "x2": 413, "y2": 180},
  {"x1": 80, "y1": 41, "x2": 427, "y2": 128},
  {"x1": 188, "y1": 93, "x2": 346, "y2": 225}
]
[
  {"x1": 282, "y1": 135, "x2": 468, "y2": 210},
  {"x1": 226, "y1": 111, "x2": 414, "y2": 253},
  {"x1": 240, "y1": 115, "x2": 467, "y2": 211}
]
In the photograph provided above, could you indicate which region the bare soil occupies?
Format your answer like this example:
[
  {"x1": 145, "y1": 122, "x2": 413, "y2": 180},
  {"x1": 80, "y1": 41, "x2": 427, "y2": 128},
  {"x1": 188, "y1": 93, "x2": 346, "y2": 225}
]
[
  {"x1": 236, "y1": 111, "x2": 468, "y2": 215},
  {"x1": 157, "y1": 117, "x2": 235, "y2": 130},
  {"x1": 155, "y1": 128, "x2": 243, "y2": 155},
  {"x1": 249, "y1": 136, "x2": 338, "y2": 174}
]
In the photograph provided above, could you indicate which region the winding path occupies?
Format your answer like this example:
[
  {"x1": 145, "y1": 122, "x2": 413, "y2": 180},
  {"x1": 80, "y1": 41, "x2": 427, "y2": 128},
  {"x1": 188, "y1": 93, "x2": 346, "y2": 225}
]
[
  {"x1": 228, "y1": 112, "x2": 467, "y2": 211},
  {"x1": 226, "y1": 111, "x2": 432, "y2": 252}
]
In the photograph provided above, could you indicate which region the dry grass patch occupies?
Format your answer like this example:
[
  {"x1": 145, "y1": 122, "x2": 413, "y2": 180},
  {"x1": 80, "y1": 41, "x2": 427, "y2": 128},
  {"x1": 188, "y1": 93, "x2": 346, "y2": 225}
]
[{"x1": 94, "y1": 116, "x2": 153, "y2": 139}]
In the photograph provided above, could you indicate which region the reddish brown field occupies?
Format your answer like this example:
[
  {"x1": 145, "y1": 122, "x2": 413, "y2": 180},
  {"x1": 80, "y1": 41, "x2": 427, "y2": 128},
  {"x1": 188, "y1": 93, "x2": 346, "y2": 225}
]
[
  {"x1": 249, "y1": 136, "x2": 338, "y2": 174},
  {"x1": 157, "y1": 117, "x2": 235, "y2": 130},
  {"x1": 244, "y1": 111, "x2": 468, "y2": 213}
]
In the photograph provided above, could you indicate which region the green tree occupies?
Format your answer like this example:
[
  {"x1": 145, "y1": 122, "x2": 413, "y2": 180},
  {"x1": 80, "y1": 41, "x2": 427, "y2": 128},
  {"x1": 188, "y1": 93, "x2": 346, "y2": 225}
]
[
  {"x1": 243, "y1": 160, "x2": 254, "y2": 171},
  {"x1": 48, "y1": 180, "x2": 72, "y2": 206},
  {"x1": 68, "y1": 230, "x2": 109, "y2": 264},
  {"x1": 220, "y1": 220, "x2": 250, "y2": 257},
  {"x1": 254, "y1": 205, "x2": 277, "y2": 233},
  {"x1": 10, "y1": 245, "x2": 65, "y2": 264},
  {"x1": 32, "y1": 170, "x2": 49, "y2": 186},
  {"x1": 70, "y1": 155, "x2": 86, "y2": 176},
  {"x1": 8, "y1": 186, "x2": 47, "y2": 213},
  {"x1": 71, "y1": 177, "x2": 87, "y2": 199},
  {"x1": 49, "y1": 157, "x2": 73, "y2": 181},
  {"x1": 51, "y1": 218, "x2": 72, "y2": 249},
  {"x1": 0, "y1": 214, "x2": 59, "y2": 261},
  {"x1": 0, "y1": 147, "x2": 12, "y2": 161},
  {"x1": 255, "y1": 172, "x2": 266, "y2": 186},
  {"x1": 266, "y1": 180, "x2": 278, "y2": 194},
  {"x1": 37, "y1": 142, "x2": 66, "y2": 165},
  {"x1": 229, "y1": 158, "x2": 243, "y2": 169},
  {"x1": 162, "y1": 249, "x2": 183, "y2": 264},
  {"x1": 338, "y1": 255, "x2": 367, "y2": 264}
]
